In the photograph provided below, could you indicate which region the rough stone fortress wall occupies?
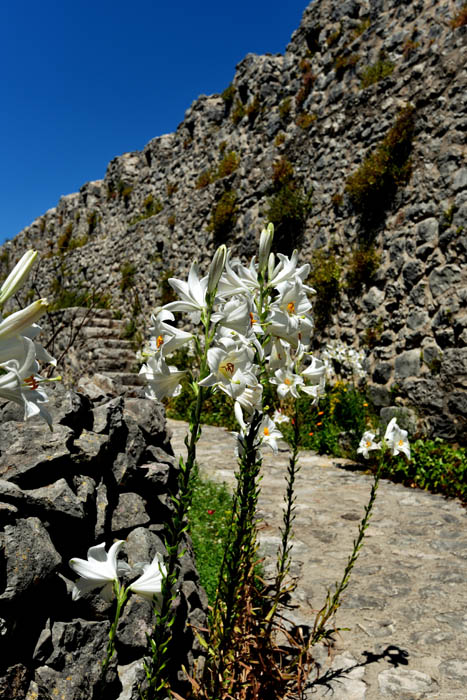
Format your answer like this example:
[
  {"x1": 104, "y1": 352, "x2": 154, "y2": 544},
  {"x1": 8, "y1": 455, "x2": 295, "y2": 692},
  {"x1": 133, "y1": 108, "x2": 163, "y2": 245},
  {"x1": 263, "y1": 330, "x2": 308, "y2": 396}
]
[{"x1": 2, "y1": 0, "x2": 466, "y2": 440}]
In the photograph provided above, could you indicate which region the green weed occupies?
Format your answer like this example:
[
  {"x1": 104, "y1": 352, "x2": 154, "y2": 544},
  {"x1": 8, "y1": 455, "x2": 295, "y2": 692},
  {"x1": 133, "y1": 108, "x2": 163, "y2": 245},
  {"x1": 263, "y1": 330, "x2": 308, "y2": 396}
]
[{"x1": 188, "y1": 473, "x2": 234, "y2": 604}]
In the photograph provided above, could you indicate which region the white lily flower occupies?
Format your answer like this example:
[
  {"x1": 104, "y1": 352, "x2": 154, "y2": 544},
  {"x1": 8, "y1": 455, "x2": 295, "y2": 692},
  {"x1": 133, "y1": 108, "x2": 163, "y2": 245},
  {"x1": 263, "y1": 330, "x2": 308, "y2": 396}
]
[
  {"x1": 267, "y1": 251, "x2": 311, "y2": 289},
  {"x1": 129, "y1": 552, "x2": 167, "y2": 602},
  {"x1": 270, "y1": 366, "x2": 304, "y2": 398},
  {"x1": 163, "y1": 262, "x2": 209, "y2": 319},
  {"x1": 272, "y1": 408, "x2": 290, "y2": 424},
  {"x1": 384, "y1": 418, "x2": 411, "y2": 459},
  {"x1": 357, "y1": 431, "x2": 381, "y2": 459},
  {"x1": 259, "y1": 415, "x2": 283, "y2": 453},
  {"x1": 146, "y1": 309, "x2": 193, "y2": 357},
  {"x1": 231, "y1": 374, "x2": 263, "y2": 428},
  {"x1": 0, "y1": 335, "x2": 53, "y2": 427},
  {"x1": 198, "y1": 337, "x2": 254, "y2": 393},
  {"x1": 139, "y1": 355, "x2": 185, "y2": 401},
  {"x1": 217, "y1": 252, "x2": 260, "y2": 297},
  {"x1": 0, "y1": 299, "x2": 48, "y2": 341},
  {"x1": 211, "y1": 296, "x2": 253, "y2": 337},
  {"x1": 268, "y1": 307, "x2": 313, "y2": 348},
  {"x1": 273, "y1": 279, "x2": 312, "y2": 318},
  {"x1": 69, "y1": 540, "x2": 125, "y2": 601},
  {"x1": 0, "y1": 250, "x2": 38, "y2": 307},
  {"x1": 301, "y1": 357, "x2": 326, "y2": 399}
]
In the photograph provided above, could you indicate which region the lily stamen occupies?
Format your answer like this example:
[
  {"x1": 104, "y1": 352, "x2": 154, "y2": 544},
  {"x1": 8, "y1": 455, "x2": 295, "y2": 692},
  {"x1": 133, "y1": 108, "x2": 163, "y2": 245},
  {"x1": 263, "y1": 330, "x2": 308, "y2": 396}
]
[{"x1": 24, "y1": 375, "x2": 39, "y2": 391}]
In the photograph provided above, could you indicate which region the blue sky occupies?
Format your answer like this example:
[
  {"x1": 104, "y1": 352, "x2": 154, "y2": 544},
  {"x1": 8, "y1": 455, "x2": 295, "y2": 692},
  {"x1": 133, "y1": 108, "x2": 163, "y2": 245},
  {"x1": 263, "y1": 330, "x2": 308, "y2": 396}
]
[{"x1": 1, "y1": 0, "x2": 310, "y2": 245}]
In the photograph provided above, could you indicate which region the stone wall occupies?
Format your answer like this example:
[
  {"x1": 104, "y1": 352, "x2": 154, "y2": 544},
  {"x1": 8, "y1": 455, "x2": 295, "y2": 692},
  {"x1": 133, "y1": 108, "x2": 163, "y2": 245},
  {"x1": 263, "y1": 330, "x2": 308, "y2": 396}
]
[
  {"x1": 0, "y1": 382, "x2": 206, "y2": 699},
  {"x1": 1, "y1": 0, "x2": 466, "y2": 440}
]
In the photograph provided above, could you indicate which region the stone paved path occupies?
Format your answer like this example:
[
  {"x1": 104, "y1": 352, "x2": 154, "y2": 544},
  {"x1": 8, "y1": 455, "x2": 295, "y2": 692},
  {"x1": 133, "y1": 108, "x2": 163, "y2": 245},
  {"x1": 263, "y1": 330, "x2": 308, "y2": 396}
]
[{"x1": 168, "y1": 419, "x2": 467, "y2": 700}]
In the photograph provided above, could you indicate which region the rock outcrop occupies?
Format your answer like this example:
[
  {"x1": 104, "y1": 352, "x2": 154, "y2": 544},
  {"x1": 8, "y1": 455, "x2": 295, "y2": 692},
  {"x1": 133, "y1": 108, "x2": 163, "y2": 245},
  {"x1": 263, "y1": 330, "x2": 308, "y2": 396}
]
[
  {"x1": 0, "y1": 382, "x2": 207, "y2": 699},
  {"x1": 1, "y1": 0, "x2": 466, "y2": 440}
]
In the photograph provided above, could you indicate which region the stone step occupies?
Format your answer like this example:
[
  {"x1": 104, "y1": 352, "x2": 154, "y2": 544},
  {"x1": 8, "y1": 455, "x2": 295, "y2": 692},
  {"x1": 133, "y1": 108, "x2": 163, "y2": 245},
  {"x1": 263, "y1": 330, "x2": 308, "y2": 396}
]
[
  {"x1": 105, "y1": 371, "x2": 145, "y2": 387},
  {"x1": 95, "y1": 357, "x2": 139, "y2": 372},
  {"x1": 90, "y1": 346, "x2": 136, "y2": 360},
  {"x1": 80, "y1": 326, "x2": 124, "y2": 340}
]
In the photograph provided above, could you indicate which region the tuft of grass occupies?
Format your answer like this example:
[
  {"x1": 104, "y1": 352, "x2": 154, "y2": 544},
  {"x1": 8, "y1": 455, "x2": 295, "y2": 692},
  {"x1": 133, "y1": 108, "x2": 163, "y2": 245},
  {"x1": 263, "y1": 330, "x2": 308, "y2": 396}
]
[
  {"x1": 130, "y1": 194, "x2": 163, "y2": 224},
  {"x1": 295, "y1": 60, "x2": 315, "y2": 110},
  {"x1": 334, "y1": 53, "x2": 359, "y2": 80},
  {"x1": 307, "y1": 247, "x2": 341, "y2": 332},
  {"x1": 207, "y1": 190, "x2": 238, "y2": 243},
  {"x1": 346, "y1": 243, "x2": 381, "y2": 295},
  {"x1": 295, "y1": 111, "x2": 317, "y2": 129},
  {"x1": 360, "y1": 54, "x2": 395, "y2": 88},
  {"x1": 345, "y1": 104, "x2": 415, "y2": 221},
  {"x1": 188, "y1": 473, "x2": 234, "y2": 604},
  {"x1": 451, "y1": 2, "x2": 467, "y2": 28},
  {"x1": 278, "y1": 97, "x2": 292, "y2": 122},
  {"x1": 221, "y1": 83, "x2": 236, "y2": 109},
  {"x1": 216, "y1": 151, "x2": 240, "y2": 179}
]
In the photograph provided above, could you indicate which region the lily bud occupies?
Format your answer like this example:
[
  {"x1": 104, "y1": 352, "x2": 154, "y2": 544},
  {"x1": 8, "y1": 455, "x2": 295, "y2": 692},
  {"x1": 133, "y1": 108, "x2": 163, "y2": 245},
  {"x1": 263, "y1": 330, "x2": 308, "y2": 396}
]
[
  {"x1": 207, "y1": 244, "x2": 227, "y2": 294},
  {"x1": 267, "y1": 251, "x2": 275, "y2": 282},
  {"x1": 0, "y1": 250, "x2": 38, "y2": 307},
  {"x1": 258, "y1": 223, "x2": 274, "y2": 274},
  {"x1": 0, "y1": 298, "x2": 48, "y2": 340}
]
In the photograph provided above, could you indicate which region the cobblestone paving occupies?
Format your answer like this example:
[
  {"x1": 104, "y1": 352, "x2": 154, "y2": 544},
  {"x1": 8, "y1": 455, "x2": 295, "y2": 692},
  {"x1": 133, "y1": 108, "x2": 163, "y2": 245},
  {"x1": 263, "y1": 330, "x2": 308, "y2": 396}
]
[{"x1": 168, "y1": 419, "x2": 467, "y2": 700}]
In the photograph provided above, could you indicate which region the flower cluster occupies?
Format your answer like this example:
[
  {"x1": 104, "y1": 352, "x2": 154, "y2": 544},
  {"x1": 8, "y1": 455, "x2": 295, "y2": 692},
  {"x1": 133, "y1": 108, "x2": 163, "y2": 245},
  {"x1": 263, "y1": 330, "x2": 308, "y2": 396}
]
[
  {"x1": 139, "y1": 225, "x2": 327, "y2": 452},
  {"x1": 357, "y1": 417, "x2": 411, "y2": 460},
  {"x1": 69, "y1": 540, "x2": 166, "y2": 603},
  {"x1": 0, "y1": 250, "x2": 57, "y2": 427},
  {"x1": 322, "y1": 339, "x2": 366, "y2": 382}
]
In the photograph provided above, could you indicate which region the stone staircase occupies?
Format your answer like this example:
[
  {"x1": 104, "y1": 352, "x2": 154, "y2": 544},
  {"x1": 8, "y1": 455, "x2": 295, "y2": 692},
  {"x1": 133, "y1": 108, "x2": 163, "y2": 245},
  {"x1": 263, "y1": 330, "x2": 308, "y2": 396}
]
[{"x1": 47, "y1": 307, "x2": 145, "y2": 391}]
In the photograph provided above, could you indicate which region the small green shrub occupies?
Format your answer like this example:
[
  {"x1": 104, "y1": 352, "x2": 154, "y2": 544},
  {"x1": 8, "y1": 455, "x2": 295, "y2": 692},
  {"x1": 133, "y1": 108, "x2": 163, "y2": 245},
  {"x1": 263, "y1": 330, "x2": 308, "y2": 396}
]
[
  {"x1": 67, "y1": 234, "x2": 89, "y2": 250},
  {"x1": 295, "y1": 111, "x2": 317, "y2": 129},
  {"x1": 362, "y1": 318, "x2": 384, "y2": 348},
  {"x1": 296, "y1": 62, "x2": 315, "y2": 110},
  {"x1": 345, "y1": 104, "x2": 415, "y2": 220},
  {"x1": 195, "y1": 169, "x2": 213, "y2": 189},
  {"x1": 166, "y1": 181, "x2": 178, "y2": 197},
  {"x1": 245, "y1": 96, "x2": 261, "y2": 124},
  {"x1": 281, "y1": 383, "x2": 370, "y2": 459},
  {"x1": 346, "y1": 243, "x2": 381, "y2": 295},
  {"x1": 451, "y1": 3, "x2": 467, "y2": 28},
  {"x1": 49, "y1": 284, "x2": 111, "y2": 311},
  {"x1": 167, "y1": 214, "x2": 176, "y2": 230},
  {"x1": 266, "y1": 180, "x2": 312, "y2": 255},
  {"x1": 159, "y1": 269, "x2": 177, "y2": 305},
  {"x1": 352, "y1": 18, "x2": 371, "y2": 39},
  {"x1": 120, "y1": 261, "x2": 137, "y2": 293},
  {"x1": 207, "y1": 190, "x2": 238, "y2": 242},
  {"x1": 334, "y1": 53, "x2": 359, "y2": 80},
  {"x1": 271, "y1": 157, "x2": 294, "y2": 187},
  {"x1": 402, "y1": 39, "x2": 420, "y2": 59},
  {"x1": 307, "y1": 247, "x2": 341, "y2": 331},
  {"x1": 221, "y1": 83, "x2": 236, "y2": 109},
  {"x1": 87, "y1": 211, "x2": 99, "y2": 234},
  {"x1": 279, "y1": 97, "x2": 292, "y2": 122},
  {"x1": 360, "y1": 55, "x2": 395, "y2": 88},
  {"x1": 188, "y1": 472, "x2": 234, "y2": 604},
  {"x1": 217, "y1": 151, "x2": 240, "y2": 178},
  {"x1": 231, "y1": 99, "x2": 245, "y2": 125},
  {"x1": 130, "y1": 195, "x2": 163, "y2": 224},
  {"x1": 118, "y1": 181, "x2": 134, "y2": 205},
  {"x1": 57, "y1": 223, "x2": 74, "y2": 254},
  {"x1": 275, "y1": 131, "x2": 286, "y2": 147},
  {"x1": 373, "y1": 438, "x2": 467, "y2": 502},
  {"x1": 326, "y1": 26, "x2": 341, "y2": 47}
]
